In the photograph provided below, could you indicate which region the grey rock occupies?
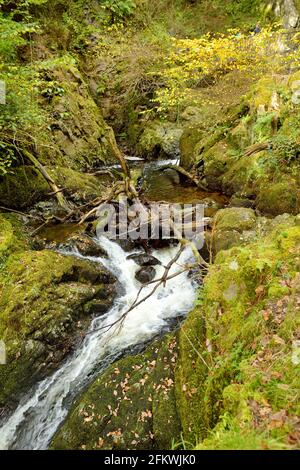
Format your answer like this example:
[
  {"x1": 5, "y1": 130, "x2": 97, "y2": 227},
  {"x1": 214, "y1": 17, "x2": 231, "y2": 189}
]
[
  {"x1": 127, "y1": 253, "x2": 161, "y2": 266},
  {"x1": 135, "y1": 266, "x2": 156, "y2": 284}
]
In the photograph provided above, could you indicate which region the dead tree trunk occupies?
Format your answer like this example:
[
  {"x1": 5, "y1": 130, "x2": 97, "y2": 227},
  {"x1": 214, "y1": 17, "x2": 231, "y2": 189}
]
[
  {"x1": 106, "y1": 127, "x2": 131, "y2": 178},
  {"x1": 22, "y1": 148, "x2": 69, "y2": 210}
]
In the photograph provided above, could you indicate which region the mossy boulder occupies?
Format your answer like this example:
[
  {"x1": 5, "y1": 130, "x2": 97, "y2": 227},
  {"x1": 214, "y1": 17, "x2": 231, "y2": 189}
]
[
  {"x1": 0, "y1": 165, "x2": 108, "y2": 209},
  {"x1": 177, "y1": 222, "x2": 300, "y2": 449},
  {"x1": 0, "y1": 216, "x2": 116, "y2": 409},
  {"x1": 257, "y1": 180, "x2": 300, "y2": 216},
  {"x1": 138, "y1": 121, "x2": 183, "y2": 159},
  {"x1": 58, "y1": 234, "x2": 107, "y2": 258},
  {"x1": 200, "y1": 140, "x2": 234, "y2": 192},
  {"x1": 51, "y1": 334, "x2": 181, "y2": 450},
  {"x1": 180, "y1": 127, "x2": 204, "y2": 170},
  {"x1": 212, "y1": 208, "x2": 257, "y2": 254},
  {"x1": 221, "y1": 150, "x2": 265, "y2": 197},
  {"x1": 37, "y1": 59, "x2": 117, "y2": 169}
]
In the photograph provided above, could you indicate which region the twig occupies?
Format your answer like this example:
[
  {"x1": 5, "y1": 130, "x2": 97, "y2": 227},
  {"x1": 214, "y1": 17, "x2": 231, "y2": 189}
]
[
  {"x1": 180, "y1": 326, "x2": 212, "y2": 371},
  {"x1": 0, "y1": 206, "x2": 39, "y2": 220},
  {"x1": 162, "y1": 164, "x2": 209, "y2": 191},
  {"x1": 88, "y1": 244, "x2": 188, "y2": 337},
  {"x1": 87, "y1": 169, "x2": 116, "y2": 179}
]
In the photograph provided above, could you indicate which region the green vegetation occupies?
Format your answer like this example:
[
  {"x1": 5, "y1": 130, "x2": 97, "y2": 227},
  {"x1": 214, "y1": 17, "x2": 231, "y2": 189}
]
[
  {"x1": 51, "y1": 334, "x2": 181, "y2": 450},
  {"x1": 0, "y1": 213, "x2": 116, "y2": 408},
  {"x1": 178, "y1": 220, "x2": 300, "y2": 450},
  {"x1": 0, "y1": 0, "x2": 300, "y2": 452},
  {"x1": 49, "y1": 219, "x2": 300, "y2": 450}
]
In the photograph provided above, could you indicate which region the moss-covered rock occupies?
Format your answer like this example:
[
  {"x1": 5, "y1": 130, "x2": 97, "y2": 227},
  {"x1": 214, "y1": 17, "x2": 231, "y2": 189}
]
[
  {"x1": 137, "y1": 121, "x2": 183, "y2": 159},
  {"x1": 0, "y1": 216, "x2": 116, "y2": 409},
  {"x1": 174, "y1": 72, "x2": 300, "y2": 218},
  {"x1": 199, "y1": 140, "x2": 234, "y2": 192},
  {"x1": 0, "y1": 165, "x2": 108, "y2": 209},
  {"x1": 257, "y1": 180, "x2": 300, "y2": 216},
  {"x1": 0, "y1": 214, "x2": 30, "y2": 265},
  {"x1": 180, "y1": 127, "x2": 204, "y2": 170},
  {"x1": 51, "y1": 334, "x2": 181, "y2": 450},
  {"x1": 177, "y1": 222, "x2": 300, "y2": 449},
  {"x1": 212, "y1": 207, "x2": 257, "y2": 254},
  {"x1": 36, "y1": 58, "x2": 117, "y2": 170}
]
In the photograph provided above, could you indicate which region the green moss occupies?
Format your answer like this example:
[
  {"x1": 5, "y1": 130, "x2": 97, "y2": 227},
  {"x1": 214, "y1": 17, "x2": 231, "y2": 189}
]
[
  {"x1": 137, "y1": 121, "x2": 183, "y2": 159},
  {"x1": 214, "y1": 208, "x2": 257, "y2": 232},
  {"x1": 0, "y1": 245, "x2": 115, "y2": 407},
  {"x1": 257, "y1": 180, "x2": 300, "y2": 216},
  {"x1": 175, "y1": 309, "x2": 209, "y2": 443},
  {"x1": 248, "y1": 77, "x2": 279, "y2": 114},
  {"x1": 176, "y1": 223, "x2": 300, "y2": 449},
  {"x1": 0, "y1": 166, "x2": 106, "y2": 209},
  {"x1": 0, "y1": 214, "x2": 29, "y2": 266},
  {"x1": 180, "y1": 127, "x2": 204, "y2": 170},
  {"x1": 37, "y1": 59, "x2": 117, "y2": 169},
  {"x1": 200, "y1": 140, "x2": 233, "y2": 191},
  {"x1": 51, "y1": 334, "x2": 181, "y2": 450},
  {"x1": 212, "y1": 208, "x2": 257, "y2": 254}
]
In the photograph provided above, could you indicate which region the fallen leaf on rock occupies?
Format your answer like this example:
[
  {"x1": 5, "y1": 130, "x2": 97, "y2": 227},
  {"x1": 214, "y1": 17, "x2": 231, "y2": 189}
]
[
  {"x1": 97, "y1": 438, "x2": 104, "y2": 448},
  {"x1": 273, "y1": 335, "x2": 285, "y2": 345},
  {"x1": 268, "y1": 410, "x2": 287, "y2": 429}
]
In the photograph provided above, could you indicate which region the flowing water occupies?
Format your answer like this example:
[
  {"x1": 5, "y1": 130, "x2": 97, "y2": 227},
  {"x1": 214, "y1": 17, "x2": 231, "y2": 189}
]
[{"x1": 0, "y1": 236, "x2": 196, "y2": 450}]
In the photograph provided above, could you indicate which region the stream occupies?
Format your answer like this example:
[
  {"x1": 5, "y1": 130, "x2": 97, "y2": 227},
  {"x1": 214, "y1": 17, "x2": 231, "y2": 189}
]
[
  {"x1": 0, "y1": 236, "x2": 196, "y2": 450},
  {"x1": 0, "y1": 158, "x2": 228, "y2": 450}
]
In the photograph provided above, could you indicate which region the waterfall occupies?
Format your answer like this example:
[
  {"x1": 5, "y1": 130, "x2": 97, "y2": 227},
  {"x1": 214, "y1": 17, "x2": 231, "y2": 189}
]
[{"x1": 0, "y1": 237, "x2": 196, "y2": 450}]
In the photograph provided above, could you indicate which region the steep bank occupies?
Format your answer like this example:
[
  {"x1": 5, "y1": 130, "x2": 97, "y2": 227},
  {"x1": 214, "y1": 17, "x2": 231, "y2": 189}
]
[
  {"x1": 0, "y1": 0, "x2": 300, "y2": 452},
  {"x1": 0, "y1": 214, "x2": 116, "y2": 411},
  {"x1": 0, "y1": 238, "x2": 196, "y2": 450},
  {"x1": 50, "y1": 215, "x2": 300, "y2": 450}
]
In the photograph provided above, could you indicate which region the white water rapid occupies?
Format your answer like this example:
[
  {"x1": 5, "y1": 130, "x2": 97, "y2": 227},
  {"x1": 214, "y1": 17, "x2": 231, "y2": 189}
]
[{"x1": 0, "y1": 237, "x2": 196, "y2": 450}]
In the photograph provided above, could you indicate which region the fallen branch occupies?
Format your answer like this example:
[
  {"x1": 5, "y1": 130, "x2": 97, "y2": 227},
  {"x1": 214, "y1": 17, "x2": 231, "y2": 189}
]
[
  {"x1": 87, "y1": 169, "x2": 116, "y2": 179},
  {"x1": 106, "y1": 127, "x2": 131, "y2": 178},
  {"x1": 244, "y1": 142, "x2": 270, "y2": 157},
  {"x1": 22, "y1": 148, "x2": 69, "y2": 210},
  {"x1": 0, "y1": 206, "x2": 40, "y2": 219},
  {"x1": 163, "y1": 164, "x2": 209, "y2": 191}
]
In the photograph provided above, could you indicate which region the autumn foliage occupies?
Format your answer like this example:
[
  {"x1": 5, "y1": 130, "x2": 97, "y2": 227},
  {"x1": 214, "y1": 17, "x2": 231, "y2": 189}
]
[{"x1": 154, "y1": 27, "x2": 294, "y2": 114}]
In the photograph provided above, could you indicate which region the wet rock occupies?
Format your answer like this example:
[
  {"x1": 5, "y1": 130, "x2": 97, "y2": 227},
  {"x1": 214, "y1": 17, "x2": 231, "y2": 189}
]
[
  {"x1": 50, "y1": 335, "x2": 181, "y2": 450},
  {"x1": 201, "y1": 198, "x2": 224, "y2": 211},
  {"x1": 138, "y1": 121, "x2": 183, "y2": 159},
  {"x1": 161, "y1": 168, "x2": 181, "y2": 185},
  {"x1": 61, "y1": 234, "x2": 106, "y2": 258},
  {"x1": 127, "y1": 253, "x2": 161, "y2": 266},
  {"x1": 228, "y1": 195, "x2": 255, "y2": 209},
  {"x1": 30, "y1": 200, "x2": 65, "y2": 219},
  {"x1": 83, "y1": 299, "x2": 112, "y2": 316},
  {"x1": 135, "y1": 266, "x2": 156, "y2": 284},
  {"x1": 0, "y1": 218, "x2": 116, "y2": 409},
  {"x1": 115, "y1": 239, "x2": 137, "y2": 252}
]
